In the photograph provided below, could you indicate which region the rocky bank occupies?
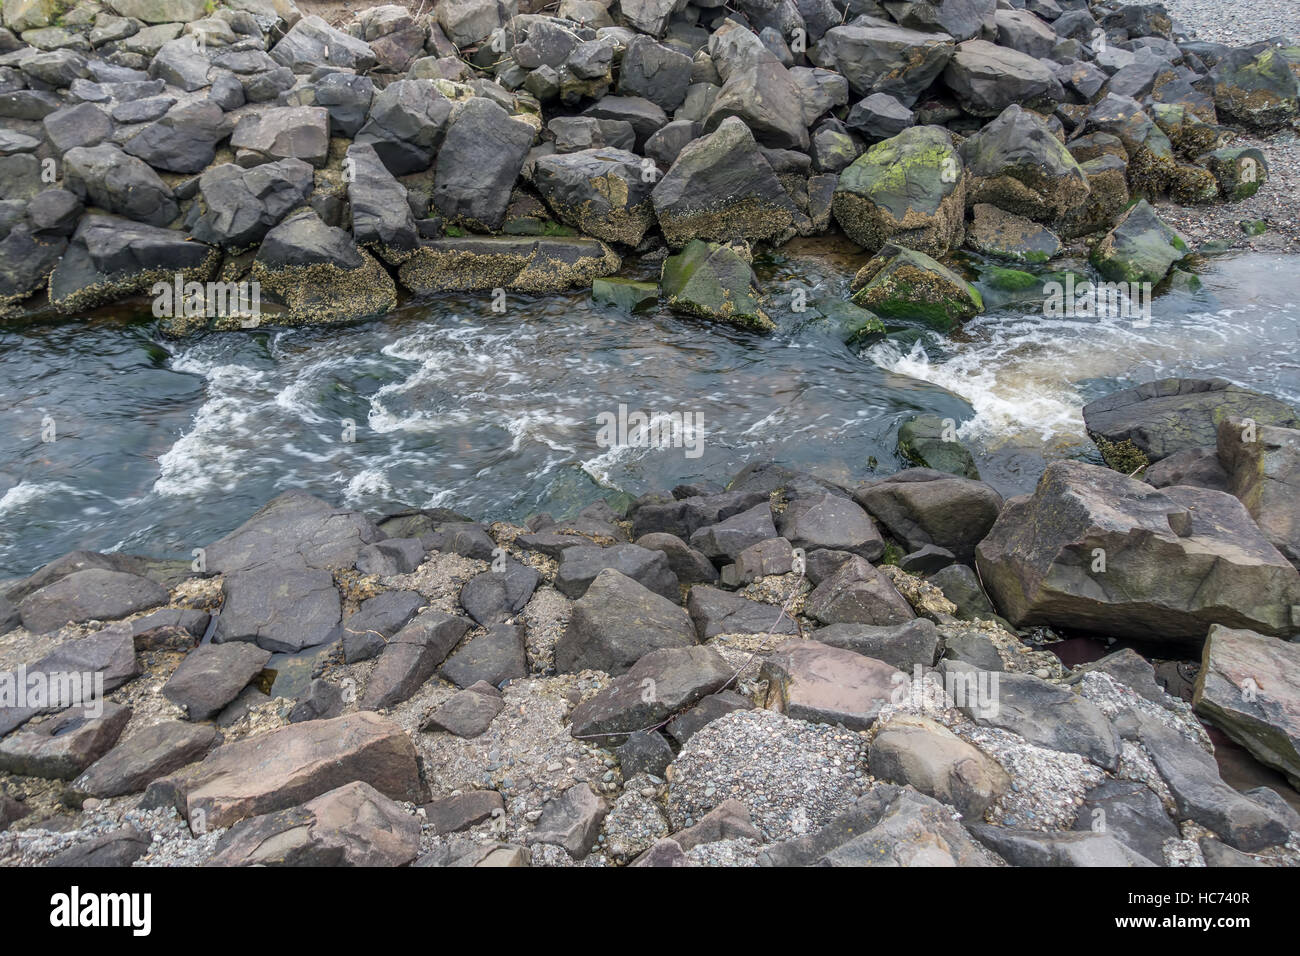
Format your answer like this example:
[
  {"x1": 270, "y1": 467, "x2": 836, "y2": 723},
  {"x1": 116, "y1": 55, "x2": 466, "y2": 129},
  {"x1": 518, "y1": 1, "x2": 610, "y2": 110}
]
[{"x1": 0, "y1": 378, "x2": 1299, "y2": 867}]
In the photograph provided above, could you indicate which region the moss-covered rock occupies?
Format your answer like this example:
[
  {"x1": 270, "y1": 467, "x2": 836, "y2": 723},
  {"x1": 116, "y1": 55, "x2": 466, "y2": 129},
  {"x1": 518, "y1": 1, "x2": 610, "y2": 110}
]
[
  {"x1": 1085, "y1": 94, "x2": 1179, "y2": 199},
  {"x1": 1057, "y1": 154, "x2": 1130, "y2": 240},
  {"x1": 898, "y1": 414, "x2": 980, "y2": 479},
  {"x1": 832, "y1": 125, "x2": 965, "y2": 256},
  {"x1": 592, "y1": 277, "x2": 658, "y2": 312},
  {"x1": 1090, "y1": 199, "x2": 1189, "y2": 285},
  {"x1": 815, "y1": 299, "x2": 886, "y2": 344},
  {"x1": 398, "y1": 235, "x2": 621, "y2": 293},
  {"x1": 1199, "y1": 147, "x2": 1269, "y2": 201},
  {"x1": 850, "y1": 243, "x2": 983, "y2": 330},
  {"x1": 533, "y1": 147, "x2": 656, "y2": 246},
  {"x1": 660, "y1": 239, "x2": 773, "y2": 331},
  {"x1": 958, "y1": 104, "x2": 1088, "y2": 223},
  {"x1": 1167, "y1": 161, "x2": 1220, "y2": 205},
  {"x1": 1210, "y1": 46, "x2": 1300, "y2": 131}
]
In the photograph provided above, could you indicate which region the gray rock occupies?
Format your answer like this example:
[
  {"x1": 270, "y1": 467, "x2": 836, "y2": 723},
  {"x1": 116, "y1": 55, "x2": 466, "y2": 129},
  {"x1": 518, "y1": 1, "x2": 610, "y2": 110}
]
[
  {"x1": 432, "y1": 97, "x2": 533, "y2": 231},
  {"x1": 459, "y1": 560, "x2": 541, "y2": 626},
  {"x1": 345, "y1": 141, "x2": 418, "y2": 252},
  {"x1": 534, "y1": 147, "x2": 656, "y2": 246},
  {"x1": 422, "y1": 681, "x2": 504, "y2": 737},
  {"x1": 811, "y1": 618, "x2": 940, "y2": 670},
  {"x1": 556, "y1": 569, "x2": 697, "y2": 675},
  {"x1": 617, "y1": 730, "x2": 674, "y2": 778},
  {"x1": 618, "y1": 34, "x2": 692, "y2": 111},
  {"x1": 869, "y1": 712, "x2": 1010, "y2": 818},
  {"x1": 688, "y1": 503, "x2": 777, "y2": 563},
  {"x1": 777, "y1": 492, "x2": 883, "y2": 560},
  {"x1": 123, "y1": 100, "x2": 229, "y2": 174},
  {"x1": 440, "y1": 623, "x2": 527, "y2": 689},
  {"x1": 968, "y1": 824, "x2": 1155, "y2": 866},
  {"x1": 523, "y1": 782, "x2": 606, "y2": 857},
  {"x1": 206, "y1": 490, "x2": 383, "y2": 574},
  {"x1": 163, "y1": 642, "x2": 272, "y2": 720},
  {"x1": 854, "y1": 468, "x2": 1002, "y2": 566},
  {"x1": 943, "y1": 39, "x2": 1063, "y2": 116},
  {"x1": 354, "y1": 78, "x2": 452, "y2": 175},
  {"x1": 634, "y1": 533, "x2": 718, "y2": 585},
  {"x1": 45, "y1": 826, "x2": 150, "y2": 867},
  {"x1": 189, "y1": 157, "x2": 314, "y2": 249},
  {"x1": 423, "y1": 789, "x2": 504, "y2": 834},
  {"x1": 556, "y1": 543, "x2": 677, "y2": 602},
  {"x1": 70, "y1": 720, "x2": 220, "y2": 799},
  {"x1": 0, "y1": 702, "x2": 131, "y2": 779},
  {"x1": 1071, "y1": 779, "x2": 1179, "y2": 864},
  {"x1": 354, "y1": 537, "x2": 424, "y2": 576},
  {"x1": 762, "y1": 639, "x2": 904, "y2": 730},
  {"x1": 686, "y1": 585, "x2": 797, "y2": 640},
  {"x1": 664, "y1": 690, "x2": 751, "y2": 744},
  {"x1": 230, "y1": 105, "x2": 330, "y2": 167},
  {"x1": 270, "y1": 15, "x2": 377, "y2": 74},
  {"x1": 813, "y1": 22, "x2": 954, "y2": 106},
  {"x1": 19, "y1": 569, "x2": 168, "y2": 634},
  {"x1": 361, "y1": 610, "x2": 474, "y2": 708},
  {"x1": 804, "y1": 555, "x2": 915, "y2": 627},
  {"x1": 61, "y1": 143, "x2": 177, "y2": 227}
]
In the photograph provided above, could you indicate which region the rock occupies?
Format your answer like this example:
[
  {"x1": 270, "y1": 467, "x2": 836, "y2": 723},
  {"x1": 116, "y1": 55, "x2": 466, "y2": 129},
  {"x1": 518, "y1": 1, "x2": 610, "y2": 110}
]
[
  {"x1": 299, "y1": 72, "x2": 373, "y2": 139},
  {"x1": 216, "y1": 563, "x2": 340, "y2": 653},
  {"x1": 944, "y1": 39, "x2": 1062, "y2": 116},
  {"x1": 650, "y1": 116, "x2": 796, "y2": 247},
  {"x1": 959, "y1": 104, "x2": 1088, "y2": 223},
  {"x1": 207, "y1": 490, "x2": 382, "y2": 573},
  {"x1": 184, "y1": 711, "x2": 425, "y2": 829},
  {"x1": 1200, "y1": 836, "x2": 1265, "y2": 867},
  {"x1": 1218, "y1": 419, "x2": 1300, "y2": 568},
  {"x1": 660, "y1": 239, "x2": 771, "y2": 331},
  {"x1": 965, "y1": 203, "x2": 1061, "y2": 263},
  {"x1": 1090, "y1": 199, "x2": 1189, "y2": 284},
  {"x1": 941, "y1": 629, "x2": 1005, "y2": 671},
  {"x1": 270, "y1": 15, "x2": 376, "y2": 74},
  {"x1": 927, "y1": 565, "x2": 998, "y2": 623},
  {"x1": 896, "y1": 414, "x2": 980, "y2": 478},
  {"x1": 48, "y1": 213, "x2": 217, "y2": 314},
  {"x1": 869, "y1": 713, "x2": 1009, "y2": 818},
  {"x1": 686, "y1": 585, "x2": 798, "y2": 640},
  {"x1": 688, "y1": 502, "x2": 778, "y2": 562},
  {"x1": 556, "y1": 544, "x2": 676, "y2": 602},
  {"x1": 0, "y1": 793, "x2": 28, "y2": 831},
  {"x1": 250, "y1": 209, "x2": 397, "y2": 326},
  {"x1": 360, "y1": 611, "x2": 473, "y2": 709},
  {"x1": 568, "y1": 645, "x2": 732, "y2": 741},
  {"x1": 884, "y1": 0, "x2": 994, "y2": 42},
  {"x1": 163, "y1": 643, "x2": 272, "y2": 721},
  {"x1": 1200, "y1": 147, "x2": 1269, "y2": 201},
  {"x1": 805, "y1": 555, "x2": 915, "y2": 627},
  {"x1": 813, "y1": 22, "x2": 954, "y2": 106},
  {"x1": 534, "y1": 147, "x2": 655, "y2": 246},
  {"x1": 45, "y1": 826, "x2": 150, "y2": 867},
  {"x1": 846, "y1": 92, "x2": 914, "y2": 141},
  {"x1": 1071, "y1": 779, "x2": 1179, "y2": 864},
  {"x1": 616, "y1": 730, "x2": 674, "y2": 778},
  {"x1": 762, "y1": 639, "x2": 904, "y2": 730},
  {"x1": 70, "y1": 720, "x2": 220, "y2": 799},
  {"x1": 210, "y1": 781, "x2": 420, "y2": 866},
  {"x1": 1083, "y1": 378, "x2": 1299, "y2": 468},
  {"x1": 423, "y1": 789, "x2": 504, "y2": 834},
  {"x1": 0, "y1": 703, "x2": 131, "y2": 779},
  {"x1": 811, "y1": 618, "x2": 941, "y2": 670},
  {"x1": 631, "y1": 489, "x2": 768, "y2": 540},
  {"x1": 975, "y1": 461, "x2": 1300, "y2": 641},
  {"x1": 618, "y1": 0, "x2": 676, "y2": 37},
  {"x1": 289, "y1": 679, "x2": 345, "y2": 724},
  {"x1": 1138, "y1": 719, "x2": 1291, "y2": 851},
  {"x1": 664, "y1": 691, "x2": 751, "y2": 744},
  {"x1": 440, "y1": 623, "x2": 526, "y2": 689},
  {"x1": 832, "y1": 125, "x2": 964, "y2": 255},
  {"x1": 399, "y1": 235, "x2": 619, "y2": 293},
  {"x1": 110, "y1": 0, "x2": 209, "y2": 22},
  {"x1": 230, "y1": 106, "x2": 329, "y2": 167},
  {"x1": 188, "y1": 158, "x2": 314, "y2": 250},
  {"x1": 720, "y1": 537, "x2": 794, "y2": 587},
  {"x1": 849, "y1": 243, "x2": 983, "y2": 330},
  {"x1": 459, "y1": 561, "x2": 540, "y2": 626},
  {"x1": 580, "y1": 96, "x2": 666, "y2": 150},
  {"x1": 705, "y1": 19, "x2": 809, "y2": 151},
  {"x1": 759, "y1": 784, "x2": 998, "y2": 866},
  {"x1": 556, "y1": 569, "x2": 696, "y2": 675},
  {"x1": 354, "y1": 78, "x2": 452, "y2": 175},
  {"x1": 18, "y1": 568, "x2": 167, "y2": 634},
  {"x1": 437, "y1": 0, "x2": 513, "y2": 47},
  {"x1": 1210, "y1": 46, "x2": 1299, "y2": 131},
  {"x1": 42, "y1": 101, "x2": 112, "y2": 154},
  {"x1": 422, "y1": 681, "x2": 504, "y2": 737},
  {"x1": 1193, "y1": 624, "x2": 1300, "y2": 788},
  {"x1": 432, "y1": 97, "x2": 533, "y2": 231},
  {"x1": 618, "y1": 34, "x2": 692, "y2": 111},
  {"x1": 634, "y1": 533, "x2": 718, "y2": 584},
  {"x1": 549, "y1": 116, "x2": 635, "y2": 153},
  {"x1": 354, "y1": 538, "x2": 424, "y2": 576},
  {"x1": 673, "y1": 797, "x2": 763, "y2": 850},
  {"x1": 123, "y1": 101, "x2": 229, "y2": 174},
  {"x1": 523, "y1": 782, "x2": 606, "y2": 857},
  {"x1": 854, "y1": 468, "x2": 1002, "y2": 565},
  {"x1": 148, "y1": 37, "x2": 212, "y2": 92},
  {"x1": 968, "y1": 824, "x2": 1155, "y2": 866}
]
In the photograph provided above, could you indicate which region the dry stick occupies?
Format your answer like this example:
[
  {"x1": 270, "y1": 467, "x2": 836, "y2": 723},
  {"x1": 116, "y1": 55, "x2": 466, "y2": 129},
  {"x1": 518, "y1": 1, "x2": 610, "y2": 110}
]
[{"x1": 571, "y1": 573, "x2": 806, "y2": 742}]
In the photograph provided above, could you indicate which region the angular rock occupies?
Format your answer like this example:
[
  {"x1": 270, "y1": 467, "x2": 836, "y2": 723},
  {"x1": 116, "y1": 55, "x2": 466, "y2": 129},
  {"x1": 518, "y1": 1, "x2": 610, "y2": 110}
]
[
  {"x1": 70, "y1": 720, "x2": 220, "y2": 799},
  {"x1": 959, "y1": 104, "x2": 1088, "y2": 223},
  {"x1": 814, "y1": 22, "x2": 954, "y2": 106},
  {"x1": 777, "y1": 492, "x2": 883, "y2": 560},
  {"x1": 0, "y1": 702, "x2": 131, "y2": 780},
  {"x1": 432, "y1": 97, "x2": 533, "y2": 231},
  {"x1": 805, "y1": 555, "x2": 915, "y2": 627},
  {"x1": 660, "y1": 238, "x2": 772, "y2": 331},
  {"x1": 423, "y1": 789, "x2": 504, "y2": 834},
  {"x1": 216, "y1": 562, "x2": 340, "y2": 653},
  {"x1": 523, "y1": 782, "x2": 606, "y2": 857},
  {"x1": 869, "y1": 713, "x2": 1010, "y2": 818},
  {"x1": 1090, "y1": 199, "x2": 1189, "y2": 284},
  {"x1": 556, "y1": 569, "x2": 696, "y2": 675},
  {"x1": 686, "y1": 585, "x2": 798, "y2": 640},
  {"x1": 230, "y1": 105, "x2": 330, "y2": 168},
  {"x1": 811, "y1": 618, "x2": 941, "y2": 671},
  {"x1": 762, "y1": 639, "x2": 904, "y2": 730},
  {"x1": 849, "y1": 243, "x2": 983, "y2": 330},
  {"x1": 163, "y1": 642, "x2": 272, "y2": 721},
  {"x1": 969, "y1": 824, "x2": 1155, "y2": 866},
  {"x1": 1218, "y1": 419, "x2": 1300, "y2": 568},
  {"x1": 534, "y1": 147, "x2": 655, "y2": 246},
  {"x1": 556, "y1": 544, "x2": 676, "y2": 603},
  {"x1": 270, "y1": 15, "x2": 377, "y2": 74},
  {"x1": 943, "y1": 38, "x2": 1063, "y2": 116},
  {"x1": 1070, "y1": 779, "x2": 1180, "y2": 864},
  {"x1": 354, "y1": 78, "x2": 452, "y2": 175},
  {"x1": 440, "y1": 623, "x2": 526, "y2": 689},
  {"x1": 855, "y1": 468, "x2": 1002, "y2": 565},
  {"x1": 421, "y1": 681, "x2": 504, "y2": 737},
  {"x1": 188, "y1": 157, "x2": 314, "y2": 250}
]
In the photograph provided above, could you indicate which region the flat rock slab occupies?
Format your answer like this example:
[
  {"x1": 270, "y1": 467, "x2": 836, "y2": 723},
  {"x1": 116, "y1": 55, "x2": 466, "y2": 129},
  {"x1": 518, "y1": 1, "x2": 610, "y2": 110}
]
[
  {"x1": 556, "y1": 544, "x2": 678, "y2": 602},
  {"x1": 762, "y1": 640, "x2": 904, "y2": 731},
  {"x1": 45, "y1": 826, "x2": 150, "y2": 867},
  {"x1": 0, "y1": 702, "x2": 131, "y2": 779},
  {"x1": 555, "y1": 568, "x2": 697, "y2": 676},
  {"x1": 215, "y1": 562, "x2": 341, "y2": 653},
  {"x1": 686, "y1": 585, "x2": 797, "y2": 640},
  {"x1": 422, "y1": 681, "x2": 504, "y2": 738},
  {"x1": 163, "y1": 642, "x2": 272, "y2": 721},
  {"x1": 19, "y1": 569, "x2": 168, "y2": 634},
  {"x1": 210, "y1": 781, "x2": 420, "y2": 866},
  {"x1": 70, "y1": 719, "x2": 221, "y2": 799},
  {"x1": 968, "y1": 824, "x2": 1155, "y2": 867},
  {"x1": 204, "y1": 489, "x2": 383, "y2": 574},
  {"x1": 1194, "y1": 624, "x2": 1300, "y2": 788},
  {"x1": 423, "y1": 789, "x2": 504, "y2": 835},
  {"x1": 183, "y1": 711, "x2": 425, "y2": 829},
  {"x1": 810, "y1": 619, "x2": 941, "y2": 671},
  {"x1": 440, "y1": 624, "x2": 527, "y2": 689}
]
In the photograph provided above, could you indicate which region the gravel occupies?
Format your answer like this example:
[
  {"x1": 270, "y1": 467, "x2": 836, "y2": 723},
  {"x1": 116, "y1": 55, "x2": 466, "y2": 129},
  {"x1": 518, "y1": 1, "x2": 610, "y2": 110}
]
[{"x1": 1144, "y1": 0, "x2": 1299, "y2": 46}]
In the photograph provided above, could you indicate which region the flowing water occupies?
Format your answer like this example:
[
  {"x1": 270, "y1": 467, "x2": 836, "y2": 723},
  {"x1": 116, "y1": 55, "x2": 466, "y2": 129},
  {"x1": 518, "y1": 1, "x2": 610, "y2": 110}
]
[{"x1": 2, "y1": 241, "x2": 1298, "y2": 580}]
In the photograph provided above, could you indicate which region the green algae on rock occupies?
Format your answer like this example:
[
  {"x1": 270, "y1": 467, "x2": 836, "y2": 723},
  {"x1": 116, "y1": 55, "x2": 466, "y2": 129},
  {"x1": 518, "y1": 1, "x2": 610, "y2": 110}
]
[
  {"x1": 1199, "y1": 147, "x2": 1270, "y2": 201},
  {"x1": 850, "y1": 243, "x2": 983, "y2": 330},
  {"x1": 398, "y1": 235, "x2": 620, "y2": 293},
  {"x1": 1090, "y1": 199, "x2": 1189, "y2": 285},
  {"x1": 592, "y1": 276, "x2": 658, "y2": 312},
  {"x1": 965, "y1": 203, "x2": 1061, "y2": 263},
  {"x1": 660, "y1": 239, "x2": 772, "y2": 332},
  {"x1": 898, "y1": 414, "x2": 981, "y2": 479},
  {"x1": 533, "y1": 147, "x2": 656, "y2": 246},
  {"x1": 1210, "y1": 46, "x2": 1300, "y2": 131},
  {"x1": 832, "y1": 125, "x2": 965, "y2": 256}
]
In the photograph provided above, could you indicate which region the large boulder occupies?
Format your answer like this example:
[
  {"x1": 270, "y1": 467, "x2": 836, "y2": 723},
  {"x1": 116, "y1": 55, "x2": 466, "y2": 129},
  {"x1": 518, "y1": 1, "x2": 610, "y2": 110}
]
[
  {"x1": 958, "y1": 104, "x2": 1089, "y2": 223},
  {"x1": 650, "y1": 116, "x2": 797, "y2": 247},
  {"x1": 1082, "y1": 378, "x2": 1299, "y2": 468},
  {"x1": 813, "y1": 22, "x2": 954, "y2": 107},
  {"x1": 554, "y1": 568, "x2": 696, "y2": 675},
  {"x1": 533, "y1": 147, "x2": 656, "y2": 246},
  {"x1": 1089, "y1": 199, "x2": 1189, "y2": 285},
  {"x1": 19, "y1": 568, "x2": 168, "y2": 634},
  {"x1": 215, "y1": 562, "x2": 340, "y2": 653},
  {"x1": 49, "y1": 213, "x2": 218, "y2": 314},
  {"x1": 761, "y1": 639, "x2": 904, "y2": 730},
  {"x1": 849, "y1": 243, "x2": 983, "y2": 330},
  {"x1": 122, "y1": 101, "x2": 229, "y2": 174},
  {"x1": 61, "y1": 144, "x2": 177, "y2": 227},
  {"x1": 432, "y1": 97, "x2": 534, "y2": 231},
  {"x1": 270, "y1": 15, "x2": 377, "y2": 73},
  {"x1": 187, "y1": 158, "x2": 314, "y2": 251},
  {"x1": 183, "y1": 711, "x2": 425, "y2": 829},
  {"x1": 883, "y1": 0, "x2": 995, "y2": 42},
  {"x1": 975, "y1": 460, "x2": 1300, "y2": 641},
  {"x1": 705, "y1": 19, "x2": 809, "y2": 151},
  {"x1": 943, "y1": 39, "x2": 1063, "y2": 116},
  {"x1": 804, "y1": 555, "x2": 915, "y2": 626},
  {"x1": 660, "y1": 239, "x2": 772, "y2": 331},
  {"x1": 1193, "y1": 624, "x2": 1300, "y2": 788},
  {"x1": 854, "y1": 468, "x2": 1002, "y2": 565},
  {"x1": 354, "y1": 78, "x2": 452, "y2": 176},
  {"x1": 345, "y1": 142, "x2": 418, "y2": 254},
  {"x1": 832, "y1": 125, "x2": 964, "y2": 256},
  {"x1": 210, "y1": 780, "x2": 421, "y2": 866},
  {"x1": 1218, "y1": 419, "x2": 1300, "y2": 567},
  {"x1": 229, "y1": 106, "x2": 330, "y2": 168},
  {"x1": 1209, "y1": 46, "x2": 1300, "y2": 131}
]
